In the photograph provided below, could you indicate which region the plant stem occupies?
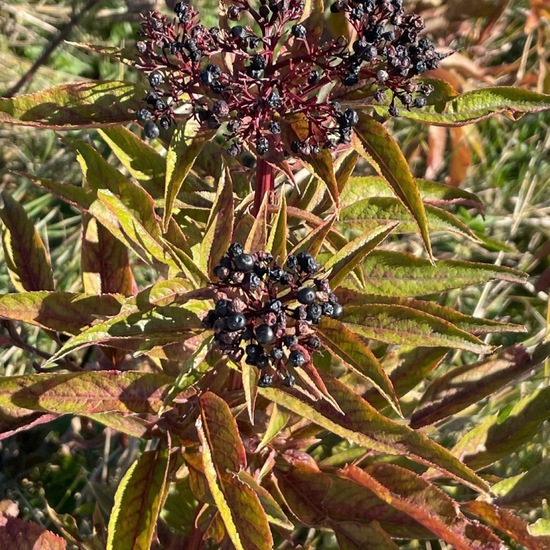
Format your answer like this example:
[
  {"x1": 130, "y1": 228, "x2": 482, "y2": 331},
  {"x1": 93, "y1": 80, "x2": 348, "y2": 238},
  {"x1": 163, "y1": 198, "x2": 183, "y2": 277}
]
[{"x1": 253, "y1": 157, "x2": 274, "y2": 215}]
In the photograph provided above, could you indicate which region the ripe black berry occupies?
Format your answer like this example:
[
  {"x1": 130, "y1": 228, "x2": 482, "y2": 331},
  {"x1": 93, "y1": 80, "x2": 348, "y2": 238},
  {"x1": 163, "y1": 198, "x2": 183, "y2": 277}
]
[
  {"x1": 256, "y1": 324, "x2": 275, "y2": 345},
  {"x1": 269, "y1": 121, "x2": 281, "y2": 134},
  {"x1": 258, "y1": 374, "x2": 273, "y2": 387},
  {"x1": 271, "y1": 347, "x2": 284, "y2": 360},
  {"x1": 286, "y1": 255, "x2": 298, "y2": 270},
  {"x1": 234, "y1": 253, "x2": 255, "y2": 272},
  {"x1": 283, "y1": 374, "x2": 295, "y2": 387},
  {"x1": 251, "y1": 54, "x2": 267, "y2": 70},
  {"x1": 230, "y1": 25, "x2": 246, "y2": 38},
  {"x1": 339, "y1": 108, "x2": 359, "y2": 128},
  {"x1": 289, "y1": 350, "x2": 306, "y2": 367},
  {"x1": 149, "y1": 71, "x2": 164, "y2": 87},
  {"x1": 306, "y1": 336, "x2": 321, "y2": 349},
  {"x1": 136, "y1": 108, "x2": 152, "y2": 122},
  {"x1": 228, "y1": 243, "x2": 244, "y2": 258},
  {"x1": 244, "y1": 272, "x2": 262, "y2": 291},
  {"x1": 213, "y1": 265, "x2": 230, "y2": 280},
  {"x1": 267, "y1": 299, "x2": 282, "y2": 313},
  {"x1": 291, "y1": 24, "x2": 307, "y2": 38},
  {"x1": 246, "y1": 343, "x2": 263, "y2": 360},
  {"x1": 283, "y1": 335, "x2": 298, "y2": 348},
  {"x1": 306, "y1": 303, "x2": 323, "y2": 323},
  {"x1": 215, "y1": 299, "x2": 231, "y2": 317},
  {"x1": 144, "y1": 122, "x2": 160, "y2": 139},
  {"x1": 227, "y1": 313, "x2": 246, "y2": 331},
  {"x1": 297, "y1": 252, "x2": 319, "y2": 274},
  {"x1": 257, "y1": 137, "x2": 269, "y2": 156},
  {"x1": 331, "y1": 302, "x2": 343, "y2": 318},
  {"x1": 297, "y1": 287, "x2": 316, "y2": 305}
]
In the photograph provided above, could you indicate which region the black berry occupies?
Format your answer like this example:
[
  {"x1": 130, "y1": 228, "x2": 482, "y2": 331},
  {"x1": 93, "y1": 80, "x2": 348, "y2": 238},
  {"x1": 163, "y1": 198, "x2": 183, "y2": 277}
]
[{"x1": 227, "y1": 313, "x2": 246, "y2": 331}]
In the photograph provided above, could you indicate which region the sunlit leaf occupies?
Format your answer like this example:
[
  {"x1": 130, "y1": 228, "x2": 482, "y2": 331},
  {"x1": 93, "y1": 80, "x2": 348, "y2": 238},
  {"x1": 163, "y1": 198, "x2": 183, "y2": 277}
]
[
  {"x1": 107, "y1": 442, "x2": 170, "y2": 550},
  {"x1": 0, "y1": 191, "x2": 54, "y2": 292},
  {"x1": 245, "y1": 192, "x2": 268, "y2": 253},
  {"x1": 266, "y1": 194, "x2": 287, "y2": 262},
  {"x1": 0, "y1": 81, "x2": 146, "y2": 129}
]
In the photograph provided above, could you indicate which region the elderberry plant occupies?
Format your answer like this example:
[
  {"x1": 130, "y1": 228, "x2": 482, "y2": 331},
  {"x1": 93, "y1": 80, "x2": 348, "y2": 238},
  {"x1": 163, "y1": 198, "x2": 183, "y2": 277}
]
[{"x1": 135, "y1": 0, "x2": 442, "y2": 156}]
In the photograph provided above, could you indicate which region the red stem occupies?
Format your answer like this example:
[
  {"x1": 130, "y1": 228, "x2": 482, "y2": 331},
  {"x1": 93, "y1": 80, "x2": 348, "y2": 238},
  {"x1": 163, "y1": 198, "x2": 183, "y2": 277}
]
[{"x1": 253, "y1": 157, "x2": 274, "y2": 215}]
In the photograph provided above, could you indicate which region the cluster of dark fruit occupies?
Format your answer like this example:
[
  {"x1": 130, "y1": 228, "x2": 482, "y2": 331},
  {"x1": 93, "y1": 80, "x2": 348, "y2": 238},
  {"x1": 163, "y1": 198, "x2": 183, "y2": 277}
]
[
  {"x1": 134, "y1": 0, "x2": 442, "y2": 150},
  {"x1": 203, "y1": 243, "x2": 342, "y2": 388},
  {"x1": 331, "y1": 0, "x2": 443, "y2": 115}
]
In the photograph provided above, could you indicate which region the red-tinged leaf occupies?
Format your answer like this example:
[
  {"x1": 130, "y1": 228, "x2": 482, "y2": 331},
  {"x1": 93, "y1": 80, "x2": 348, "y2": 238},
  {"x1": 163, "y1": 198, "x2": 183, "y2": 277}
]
[
  {"x1": 335, "y1": 149, "x2": 360, "y2": 195},
  {"x1": 82, "y1": 214, "x2": 135, "y2": 296},
  {"x1": 0, "y1": 81, "x2": 146, "y2": 129},
  {"x1": 295, "y1": 358, "x2": 343, "y2": 413},
  {"x1": 44, "y1": 303, "x2": 202, "y2": 365},
  {"x1": 335, "y1": 289, "x2": 526, "y2": 335},
  {"x1": 0, "y1": 291, "x2": 123, "y2": 334},
  {"x1": 241, "y1": 362, "x2": 259, "y2": 424},
  {"x1": 0, "y1": 371, "x2": 174, "y2": 415},
  {"x1": 87, "y1": 413, "x2": 152, "y2": 439},
  {"x1": 0, "y1": 516, "x2": 66, "y2": 549},
  {"x1": 257, "y1": 403, "x2": 290, "y2": 451},
  {"x1": 340, "y1": 198, "x2": 481, "y2": 242},
  {"x1": 266, "y1": 193, "x2": 287, "y2": 263},
  {"x1": 373, "y1": 86, "x2": 550, "y2": 126},
  {"x1": 341, "y1": 176, "x2": 484, "y2": 214},
  {"x1": 203, "y1": 169, "x2": 234, "y2": 276},
  {"x1": 325, "y1": 221, "x2": 398, "y2": 287},
  {"x1": 245, "y1": 192, "x2": 269, "y2": 253},
  {"x1": 342, "y1": 464, "x2": 503, "y2": 550},
  {"x1": 261, "y1": 371, "x2": 488, "y2": 492},
  {"x1": 343, "y1": 304, "x2": 491, "y2": 353},
  {"x1": 0, "y1": 411, "x2": 58, "y2": 441},
  {"x1": 317, "y1": 318, "x2": 400, "y2": 415},
  {"x1": 289, "y1": 214, "x2": 337, "y2": 258},
  {"x1": 411, "y1": 345, "x2": 532, "y2": 428},
  {"x1": 352, "y1": 113, "x2": 432, "y2": 258},
  {"x1": 463, "y1": 501, "x2": 550, "y2": 550},
  {"x1": 358, "y1": 250, "x2": 526, "y2": 296},
  {"x1": 304, "y1": 149, "x2": 339, "y2": 207},
  {"x1": 492, "y1": 458, "x2": 550, "y2": 509},
  {"x1": 18, "y1": 172, "x2": 94, "y2": 211},
  {"x1": 0, "y1": 191, "x2": 54, "y2": 292},
  {"x1": 98, "y1": 126, "x2": 165, "y2": 197},
  {"x1": 163, "y1": 123, "x2": 214, "y2": 231},
  {"x1": 107, "y1": 442, "x2": 170, "y2": 550},
  {"x1": 334, "y1": 520, "x2": 399, "y2": 550},
  {"x1": 197, "y1": 392, "x2": 272, "y2": 550},
  {"x1": 237, "y1": 471, "x2": 294, "y2": 530},
  {"x1": 452, "y1": 386, "x2": 550, "y2": 470}
]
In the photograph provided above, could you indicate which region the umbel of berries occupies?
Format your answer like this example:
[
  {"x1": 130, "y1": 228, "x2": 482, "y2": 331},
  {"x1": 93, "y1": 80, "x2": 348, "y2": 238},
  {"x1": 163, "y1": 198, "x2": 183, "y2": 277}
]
[
  {"x1": 134, "y1": 0, "x2": 444, "y2": 153},
  {"x1": 203, "y1": 243, "x2": 343, "y2": 388}
]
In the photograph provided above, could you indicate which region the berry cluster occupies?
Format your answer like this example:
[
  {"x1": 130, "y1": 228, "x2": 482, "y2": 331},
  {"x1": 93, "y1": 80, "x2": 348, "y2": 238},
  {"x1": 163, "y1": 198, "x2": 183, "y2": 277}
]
[
  {"x1": 134, "y1": 0, "x2": 443, "y2": 152},
  {"x1": 203, "y1": 243, "x2": 342, "y2": 387}
]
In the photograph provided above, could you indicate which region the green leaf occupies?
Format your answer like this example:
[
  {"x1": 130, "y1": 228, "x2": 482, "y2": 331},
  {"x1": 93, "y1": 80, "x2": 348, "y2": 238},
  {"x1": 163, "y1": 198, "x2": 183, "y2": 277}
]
[
  {"x1": 357, "y1": 251, "x2": 526, "y2": 296},
  {"x1": 98, "y1": 126, "x2": 165, "y2": 198},
  {"x1": 289, "y1": 214, "x2": 338, "y2": 258},
  {"x1": 339, "y1": 198, "x2": 481, "y2": 242},
  {"x1": 82, "y1": 214, "x2": 135, "y2": 295},
  {"x1": 373, "y1": 86, "x2": 550, "y2": 126},
  {"x1": 0, "y1": 191, "x2": 54, "y2": 291},
  {"x1": 342, "y1": 465, "x2": 503, "y2": 549},
  {"x1": 266, "y1": 194, "x2": 287, "y2": 262},
  {"x1": 197, "y1": 392, "x2": 273, "y2": 550},
  {"x1": 304, "y1": 148, "x2": 339, "y2": 207},
  {"x1": 411, "y1": 345, "x2": 532, "y2": 428},
  {"x1": 452, "y1": 386, "x2": 550, "y2": 470},
  {"x1": 107, "y1": 443, "x2": 170, "y2": 550},
  {"x1": 245, "y1": 193, "x2": 268, "y2": 253},
  {"x1": 493, "y1": 458, "x2": 550, "y2": 509},
  {"x1": 343, "y1": 304, "x2": 491, "y2": 353},
  {"x1": 0, "y1": 81, "x2": 146, "y2": 129},
  {"x1": 163, "y1": 123, "x2": 213, "y2": 231},
  {"x1": 44, "y1": 303, "x2": 202, "y2": 365},
  {"x1": 463, "y1": 501, "x2": 550, "y2": 550},
  {"x1": 241, "y1": 362, "x2": 259, "y2": 425},
  {"x1": 340, "y1": 176, "x2": 484, "y2": 213},
  {"x1": 261, "y1": 371, "x2": 488, "y2": 492},
  {"x1": 317, "y1": 318, "x2": 400, "y2": 415},
  {"x1": 257, "y1": 403, "x2": 290, "y2": 451},
  {"x1": 325, "y1": 221, "x2": 397, "y2": 287},
  {"x1": 0, "y1": 371, "x2": 174, "y2": 416},
  {"x1": 0, "y1": 291, "x2": 123, "y2": 334},
  {"x1": 352, "y1": 113, "x2": 432, "y2": 258}
]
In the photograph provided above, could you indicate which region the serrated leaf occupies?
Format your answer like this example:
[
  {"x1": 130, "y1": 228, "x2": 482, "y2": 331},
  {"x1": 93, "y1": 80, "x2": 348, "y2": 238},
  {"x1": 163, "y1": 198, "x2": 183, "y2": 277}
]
[
  {"x1": 325, "y1": 221, "x2": 397, "y2": 287},
  {"x1": 357, "y1": 251, "x2": 526, "y2": 296},
  {"x1": 452, "y1": 386, "x2": 550, "y2": 470},
  {"x1": 86, "y1": 413, "x2": 152, "y2": 439},
  {"x1": 107, "y1": 443, "x2": 170, "y2": 550},
  {"x1": 241, "y1": 362, "x2": 259, "y2": 425},
  {"x1": 197, "y1": 392, "x2": 272, "y2": 550},
  {"x1": 98, "y1": 126, "x2": 165, "y2": 197},
  {"x1": 343, "y1": 304, "x2": 491, "y2": 353},
  {"x1": 0, "y1": 371, "x2": 174, "y2": 416},
  {"x1": 339, "y1": 197, "x2": 481, "y2": 242},
  {"x1": 463, "y1": 501, "x2": 550, "y2": 550},
  {"x1": 305, "y1": 149, "x2": 339, "y2": 207},
  {"x1": 245, "y1": 192, "x2": 269, "y2": 253},
  {"x1": 163, "y1": 123, "x2": 213, "y2": 231},
  {"x1": 261, "y1": 371, "x2": 488, "y2": 492},
  {"x1": 0, "y1": 516, "x2": 67, "y2": 549},
  {"x1": 44, "y1": 303, "x2": 202, "y2": 365},
  {"x1": 374, "y1": 86, "x2": 550, "y2": 126},
  {"x1": 266, "y1": 194, "x2": 287, "y2": 262},
  {"x1": 0, "y1": 291, "x2": 123, "y2": 334},
  {"x1": 0, "y1": 81, "x2": 146, "y2": 129},
  {"x1": 340, "y1": 176, "x2": 484, "y2": 214},
  {"x1": 342, "y1": 465, "x2": 503, "y2": 550},
  {"x1": 352, "y1": 113, "x2": 432, "y2": 258},
  {"x1": 0, "y1": 191, "x2": 54, "y2": 292},
  {"x1": 257, "y1": 403, "x2": 290, "y2": 451},
  {"x1": 411, "y1": 345, "x2": 532, "y2": 428},
  {"x1": 82, "y1": 215, "x2": 134, "y2": 296},
  {"x1": 317, "y1": 318, "x2": 400, "y2": 415}
]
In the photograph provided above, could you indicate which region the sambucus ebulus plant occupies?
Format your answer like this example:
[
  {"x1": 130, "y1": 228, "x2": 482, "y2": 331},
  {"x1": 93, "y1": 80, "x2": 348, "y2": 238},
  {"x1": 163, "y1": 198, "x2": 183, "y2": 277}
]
[{"x1": 0, "y1": 1, "x2": 550, "y2": 548}]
